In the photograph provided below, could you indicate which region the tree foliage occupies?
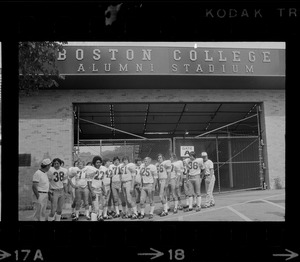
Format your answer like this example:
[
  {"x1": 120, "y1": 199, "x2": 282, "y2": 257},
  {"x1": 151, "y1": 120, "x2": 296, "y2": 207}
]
[{"x1": 19, "y1": 41, "x2": 67, "y2": 95}]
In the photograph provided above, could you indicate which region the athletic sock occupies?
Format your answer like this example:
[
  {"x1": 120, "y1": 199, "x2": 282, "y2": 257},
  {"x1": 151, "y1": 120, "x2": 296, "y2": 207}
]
[
  {"x1": 132, "y1": 206, "x2": 137, "y2": 215},
  {"x1": 55, "y1": 214, "x2": 61, "y2": 221},
  {"x1": 175, "y1": 200, "x2": 178, "y2": 209},
  {"x1": 91, "y1": 212, "x2": 98, "y2": 221},
  {"x1": 141, "y1": 208, "x2": 145, "y2": 215},
  {"x1": 197, "y1": 196, "x2": 202, "y2": 207},
  {"x1": 186, "y1": 198, "x2": 189, "y2": 206},
  {"x1": 98, "y1": 209, "x2": 103, "y2": 216},
  {"x1": 189, "y1": 197, "x2": 193, "y2": 209},
  {"x1": 47, "y1": 215, "x2": 55, "y2": 221},
  {"x1": 122, "y1": 206, "x2": 126, "y2": 214},
  {"x1": 115, "y1": 206, "x2": 120, "y2": 215},
  {"x1": 75, "y1": 210, "x2": 79, "y2": 218},
  {"x1": 150, "y1": 206, "x2": 155, "y2": 215},
  {"x1": 163, "y1": 203, "x2": 168, "y2": 212},
  {"x1": 103, "y1": 207, "x2": 108, "y2": 217}
]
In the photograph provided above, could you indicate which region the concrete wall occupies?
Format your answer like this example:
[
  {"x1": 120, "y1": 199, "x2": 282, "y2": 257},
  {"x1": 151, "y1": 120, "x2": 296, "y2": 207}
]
[{"x1": 19, "y1": 88, "x2": 285, "y2": 207}]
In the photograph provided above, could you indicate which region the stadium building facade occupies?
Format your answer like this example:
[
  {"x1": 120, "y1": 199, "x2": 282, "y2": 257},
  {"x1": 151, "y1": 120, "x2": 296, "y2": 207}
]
[{"x1": 19, "y1": 42, "x2": 285, "y2": 207}]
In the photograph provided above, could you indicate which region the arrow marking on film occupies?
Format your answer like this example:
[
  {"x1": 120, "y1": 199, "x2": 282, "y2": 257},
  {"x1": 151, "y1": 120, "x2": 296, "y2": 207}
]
[
  {"x1": 273, "y1": 249, "x2": 299, "y2": 261},
  {"x1": 0, "y1": 250, "x2": 11, "y2": 261},
  {"x1": 138, "y1": 248, "x2": 164, "y2": 260}
]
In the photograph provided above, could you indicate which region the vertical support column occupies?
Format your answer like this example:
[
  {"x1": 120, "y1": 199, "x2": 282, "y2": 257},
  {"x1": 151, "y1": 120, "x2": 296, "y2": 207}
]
[
  {"x1": 100, "y1": 140, "x2": 102, "y2": 156},
  {"x1": 77, "y1": 106, "x2": 80, "y2": 155},
  {"x1": 227, "y1": 132, "x2": 234, "y2": 188},
  {"x1": 124, "y1": 140, "x2": 127, "y2": 157},
  {"x1": 216, "y1": 135, "x2": 221, "y2": 193},
  {"x1": 257, "y1": 107, "x2": 265, "y2": 189}
]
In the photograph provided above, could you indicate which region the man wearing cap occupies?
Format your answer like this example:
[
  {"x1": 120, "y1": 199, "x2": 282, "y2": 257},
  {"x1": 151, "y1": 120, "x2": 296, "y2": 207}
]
[
  {"x1": 32, "y1": 158, "x2": 52, "y2": 221},
  {"x1": 202, "y1": 152, "x2": 215, "y2": 208}
]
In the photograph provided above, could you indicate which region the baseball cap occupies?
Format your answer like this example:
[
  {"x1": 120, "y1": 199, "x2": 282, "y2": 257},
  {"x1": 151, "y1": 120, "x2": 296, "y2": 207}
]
[
  {"x1": 201, "y1": 152, "x2": 208, "y2": 157},
  {"x1": 41, "y1": 158, "x2": 52, "y2": 166}
]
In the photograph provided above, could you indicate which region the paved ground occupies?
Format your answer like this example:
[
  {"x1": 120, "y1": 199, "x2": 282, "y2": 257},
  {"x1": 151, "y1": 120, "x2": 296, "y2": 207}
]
[{"x1": 19, "y1": 189, "x2": 285, "y2": 221}]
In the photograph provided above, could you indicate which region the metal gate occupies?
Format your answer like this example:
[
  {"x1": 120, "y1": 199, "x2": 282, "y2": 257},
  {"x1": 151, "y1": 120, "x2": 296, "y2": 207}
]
[
  {"x1": 77, "y1": 138, "x2": 172, "y2": 164},
  {"x1": 173, "y1": 136, "x2": 262, "y2": 193}
]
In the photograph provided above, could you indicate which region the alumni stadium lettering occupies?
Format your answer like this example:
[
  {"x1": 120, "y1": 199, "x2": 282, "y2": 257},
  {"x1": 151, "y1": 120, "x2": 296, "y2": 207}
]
[{"x1": 56, "y1": 46, "x2": 282, "y2": 75}]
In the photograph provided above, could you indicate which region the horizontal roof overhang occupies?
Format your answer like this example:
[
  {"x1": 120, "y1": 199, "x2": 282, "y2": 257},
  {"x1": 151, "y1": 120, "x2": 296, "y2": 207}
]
[{"x1": 56, "y1": 74, "x2": 285, "y2": 89}]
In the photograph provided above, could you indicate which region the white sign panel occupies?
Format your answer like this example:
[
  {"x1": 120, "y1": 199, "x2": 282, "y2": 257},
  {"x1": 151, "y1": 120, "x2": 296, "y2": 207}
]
[{"x1": 180, "y1": 146, "x2": 194, "y2": 157}]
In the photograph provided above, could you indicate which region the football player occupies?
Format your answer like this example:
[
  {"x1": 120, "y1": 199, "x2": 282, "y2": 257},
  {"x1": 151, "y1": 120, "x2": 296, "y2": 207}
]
[
  {"x1": 87, "y1": 156, "x2": 104, "y2": 221},
  {"x1": 110, "y1": 156, "x2": 126, "y2": 218},
  {"x1": 68, "y1": 159, "x2": 90, "y2": 220},
  {"x1": 134, "y1": 158, "x2": 143, "y2": 216},
  {"x1": 202, "y1": 152, "x2": 216, "y2": 208},
  {"x1": 139, "y1": 157, "x2": 158, "y2": 219},
  {"x1": 119, "y1": 157, "x2": 138, "y2": 219},
  {"x1": 156, "y1": 153, "x2": 172, "y2": 216},
  {"x1": 102, "y1": 159, "x2": 113, "y2": 220},
  {"x1": 182, "y1": 157, "x2": 191, "y2": 208},
  {"x1": 169, "y1": 154, "x2": 184, "y2": 213},
  {"x1": 68, "y1": 160, "x2": 79, "y2": 220},
  {"x1": 184, "y1": 151, "x2": 204, "y2": 212},
  {"x1": 47, "y1": 158, "x2": 68, "y2": 221}
]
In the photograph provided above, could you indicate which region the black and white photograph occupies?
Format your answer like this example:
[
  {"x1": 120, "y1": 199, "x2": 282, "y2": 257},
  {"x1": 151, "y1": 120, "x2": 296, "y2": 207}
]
[{"x1": 18, "y1": 41, "x2": 285, "y2": 222}]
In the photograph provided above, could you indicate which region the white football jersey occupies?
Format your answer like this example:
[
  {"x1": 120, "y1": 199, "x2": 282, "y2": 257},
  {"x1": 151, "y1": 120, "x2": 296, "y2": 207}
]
[
  {"x1": 182, "y1": 160, "x2": 189, "y2": 179},
  {"x1": 140, "y1": 163, "x2": 157, "y2": 184},
  {"x1": 188, "y1": 158, "x2": 204, "y2": 176},
  {"x1": 170, "y1": 160, "x2": 184, "y2": 179},
  {"x1": 110, "y1": 164, "x2": 121, "y2": 182},
  {"x1": 87, "y1": 166, "x2": 103, "y2": 190},
  {"x1": 102, "y1": 166, "x2": 111, "y2": 186},
  {"x1": 119, "y1": 162, "x2": 136, "y2": 182},
  {"x1": 74, "y1": 167, "x2": 89, "y2": 188},
  {"x1": 203, "y1": 159, "x2": 214, "y2": 176},
  {"x1": 156, "y1": 160, "x2": 171, "y2": 179},
  {"x1": 135, "y1": 165, "x2": 142, "y2": 184},
  {"x1": 48, "y1": 167, "x2": 68, "y2": 190}
]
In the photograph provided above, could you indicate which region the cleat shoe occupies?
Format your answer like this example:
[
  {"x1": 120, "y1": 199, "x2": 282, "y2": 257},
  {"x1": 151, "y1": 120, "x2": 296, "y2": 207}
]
[
  {"x1": 86, "y1": 215, "x2": 91, "y2": 220},
  {"x1": 178, "y1": 205, "x2": 183, "y2": 210},
  {"x1": 173, "y1": 208, "x2": 178, "y2": 214},
  {"x1": 79, "y1": 213, "x2": 85, "y2": 217},
  {"x1": 72, "y1": 216, "x2": 78, "y2": 221},
  {"x1": 71, "y1": 213, "x2": 76, "y2": 219},
  {"x1": 138, "y1": 214, "x2": 145, "y2": 219},
  {"x1": 148, "y1": 214, "x2": 154, "y2": 219},
  {"x1": 131, "y1": 213, "x2": 138, "y2": 220},
  {"x1": 103, "y1": 215, "x2": 112, "y2": 220},
  {"x1": 121, "y1": 213, "x2": 128, "y2": 219},
  {"x1": 210, "y1": 203, "x2": 215, "y2": 207},
  {"x1": 193, "y1": 203, "x2": 197, "y2": 208},
  {"x1": 195, "y1": 206, "x2": 201, "y2": 212},
  {"x1": 97, "y1": 215, "x2": 104, "y2": 221},
  {"x1": 184, "y1": 208, "x2": 193, "y2": 212},
  {"x1": 137, "y1": 212, "x2": 141, "y2": 217},
  {"x1": 127, "y1": 214, "x2": 132, "y2": 219},
  {"x1": 203, "y1": 204, "x2": 210, "y2": 208},
  {"x1": 160, "y1": 211, "x2": 168, "y2": 217},
  {"x1": 113, "y1": 213, "x2": 120, "y2": 218}
]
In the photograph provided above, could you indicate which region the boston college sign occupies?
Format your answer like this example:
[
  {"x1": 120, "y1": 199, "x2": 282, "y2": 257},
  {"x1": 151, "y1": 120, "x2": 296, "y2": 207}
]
[{"x1": 56, "y1": 43, "x2": 285, "y2": 76}]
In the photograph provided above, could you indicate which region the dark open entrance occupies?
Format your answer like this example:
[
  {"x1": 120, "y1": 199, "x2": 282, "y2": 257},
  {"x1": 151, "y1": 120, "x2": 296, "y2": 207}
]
[{"x1": 73, "y1": 102, "x2": 264, "y2": 192}]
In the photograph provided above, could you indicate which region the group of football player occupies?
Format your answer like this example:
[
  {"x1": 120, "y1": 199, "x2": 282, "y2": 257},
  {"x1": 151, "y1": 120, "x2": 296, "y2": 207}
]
[{"x1": 45, "y1": 150, "x2": 215, "y2": 221}]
